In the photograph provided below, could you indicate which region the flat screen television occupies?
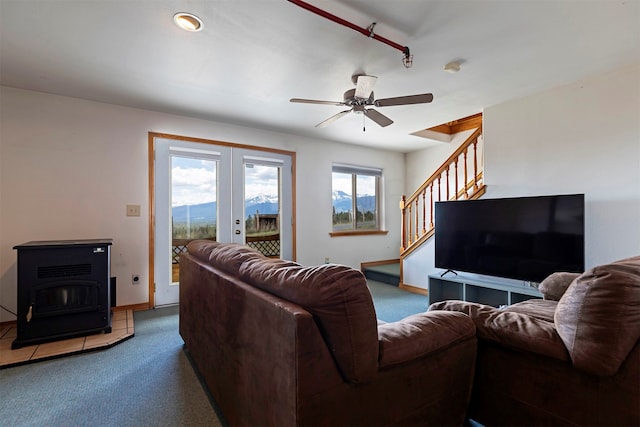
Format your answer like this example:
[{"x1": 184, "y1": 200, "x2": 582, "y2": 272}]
[{"x1": 434, "y1": 194, "x2": 585, "y2": 283}]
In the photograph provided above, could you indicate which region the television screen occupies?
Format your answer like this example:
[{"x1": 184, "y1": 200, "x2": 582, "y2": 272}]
[{"x1": 434, "y1": 194, "x2": 584, "y2": 282}]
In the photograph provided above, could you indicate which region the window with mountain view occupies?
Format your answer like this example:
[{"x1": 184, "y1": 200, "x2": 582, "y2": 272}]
[{"x1": 332, "y1": 164, "x2": 381, "y2": 233}]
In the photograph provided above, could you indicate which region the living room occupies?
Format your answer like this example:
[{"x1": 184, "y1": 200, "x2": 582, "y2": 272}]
[{"x1": 1, "y1": 1, "x2": 638, "y2": 318}]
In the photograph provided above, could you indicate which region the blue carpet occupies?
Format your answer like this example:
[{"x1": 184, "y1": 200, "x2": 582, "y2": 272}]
[
  {"x1": 367, "y1": 280, "x2": 429, "y2": 322},
  {"x1": 0, "y1": 283, "x2": 431, "y2": 426},
  {"x1": 0, "y1": 306, "x2": 223, "y2": 427}
]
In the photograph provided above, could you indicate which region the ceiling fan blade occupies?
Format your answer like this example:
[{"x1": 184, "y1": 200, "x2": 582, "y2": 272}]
[
  {"x1": 364, "y1": 109, "x2": 394, "y2": 127},
  {"x1": 354, "y1": 75, "x2": 377, "y2": 99},
  {"x1": 290, "y1": 98, "x2": 345, "y2": 106},
  {"x1": 375, "y1": 93, "x2": 434, "y2": 107},
  {"x1": 315, "y1": 109, "x2": 352, "y2": 128}
]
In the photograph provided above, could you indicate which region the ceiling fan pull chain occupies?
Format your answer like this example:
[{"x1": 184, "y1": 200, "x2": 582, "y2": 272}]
[{"x1": 363, "y1": 113, "x2": 366, "y2": 132}]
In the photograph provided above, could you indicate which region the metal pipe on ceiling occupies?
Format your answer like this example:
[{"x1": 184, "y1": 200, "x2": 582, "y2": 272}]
[{"x1": 286, "y1": 0, "x2": 411, "y2": 59}]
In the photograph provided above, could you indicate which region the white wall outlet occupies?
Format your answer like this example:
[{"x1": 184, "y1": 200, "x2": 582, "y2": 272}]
[
  {"x1": 126, "y1": 204, "x2": 140, "y2": 217},
  {"x1": 132, "y1": 274, "x2": 141, "y2": 285}
]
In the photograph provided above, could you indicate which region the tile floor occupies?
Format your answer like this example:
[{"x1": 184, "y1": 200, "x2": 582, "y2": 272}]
[{"x1": 0, "y1": 309, "x2": 134, "y2": 369}]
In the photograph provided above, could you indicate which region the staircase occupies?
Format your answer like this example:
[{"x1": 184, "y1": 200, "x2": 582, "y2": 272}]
[{"x1": 399, "y1": 116, "x2": 486, "y2": 288}]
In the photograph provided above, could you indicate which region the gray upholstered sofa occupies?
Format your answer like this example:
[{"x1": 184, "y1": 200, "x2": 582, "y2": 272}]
[
  {"x1": 179, "y1": 240, "x2": 477, "y2": 426},
  {"x1": 430, "y1": 256, "x2": 640, "y2": 426}
]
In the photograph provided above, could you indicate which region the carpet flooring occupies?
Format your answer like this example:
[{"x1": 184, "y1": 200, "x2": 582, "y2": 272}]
[
  {"x1": 0, "y1": 306, "x2": 223, "y2": 427},
  {"x1": 0, "y1": 280, "x2": 429, "y2": 426},
  {"x1": 368, "y1": 280, "x2": 429, "y2": 322}
]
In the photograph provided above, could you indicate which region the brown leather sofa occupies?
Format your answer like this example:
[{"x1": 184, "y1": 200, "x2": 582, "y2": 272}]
[
  {"x1": 430, "y1": 256, "x2": 640, "y2": 426},
  {"x1": 179, "y1": 240, "x2": 477, "y2": 426}
]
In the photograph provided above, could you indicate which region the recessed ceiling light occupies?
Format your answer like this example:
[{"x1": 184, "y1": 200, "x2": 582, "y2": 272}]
[{"x1": 173, "y1": 12, "x2": 203, "y2": 32}]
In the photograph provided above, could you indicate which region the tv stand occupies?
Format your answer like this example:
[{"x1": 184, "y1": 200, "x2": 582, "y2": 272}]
[{"x1": 428, "y1": 273, "x2": 542, "y2": 307}]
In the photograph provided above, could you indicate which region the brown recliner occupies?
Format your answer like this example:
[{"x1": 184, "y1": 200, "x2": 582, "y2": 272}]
[{"x1": 430, "y1": 256, "x2": 640, "y2": 426}]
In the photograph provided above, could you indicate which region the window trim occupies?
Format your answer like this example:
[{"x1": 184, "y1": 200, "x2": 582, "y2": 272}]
[{"x1": 330, "y1": 163, "x2": 385, "y2": 236}]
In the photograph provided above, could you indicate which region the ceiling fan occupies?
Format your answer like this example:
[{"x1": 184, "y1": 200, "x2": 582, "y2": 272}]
[{"x1": 290, "y1": 74, "x2": 433, "y2": 129}]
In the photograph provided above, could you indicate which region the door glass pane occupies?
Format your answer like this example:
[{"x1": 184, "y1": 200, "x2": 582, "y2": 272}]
[
  {"x1": 244, "y1": 163, "x2": 281, "y2": 257},
  {"x1": 170, "y1": 156, "x2": 217, "y2": 282}
]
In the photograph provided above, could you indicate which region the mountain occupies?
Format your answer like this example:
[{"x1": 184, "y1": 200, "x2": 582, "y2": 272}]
[
  {"x1": 172, "y1": 197, "x2": 279, "y2": 223},
  {"x1": 245, "y1": 194, "x2": 278, "y2": 205},
  {"x1": 173, "y1": 193, "x2": 375, "y2": 223},
  {"x1": 244, "y1": 195, "x2": 279, "y2": 217},
  {"x1": 332, "y1": 190, "x2": 376, "y2": 213},
  {"x1": 172, "y1": 202, "x2": 216, "y2": 224},
  {"x1": 332, "y1": 190, "x2": 351, "y2": 202}
]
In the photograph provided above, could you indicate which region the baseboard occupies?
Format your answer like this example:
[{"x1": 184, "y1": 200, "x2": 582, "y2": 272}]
[
  {"x1": 360, "y1": 259, "x2": 400, "y2": 270},
  {"x1": 1, "y1": 319, "x2": 17, "y2": 328},
  {"x1": 399, "y1": 282, "x2": 429, "y2": 296},
  {"x1": 112, "y1": 303, "x2": 150, "y2": 312}
]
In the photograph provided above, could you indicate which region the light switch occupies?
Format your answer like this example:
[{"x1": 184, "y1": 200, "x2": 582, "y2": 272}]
[{"x1": 126, "y1": 204, "x2": 141, "y2": 217}]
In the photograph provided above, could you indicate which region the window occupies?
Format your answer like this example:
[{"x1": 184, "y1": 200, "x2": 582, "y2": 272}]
[{"x1": 331, "y1": 164, "x2": 385, "y2": 236}]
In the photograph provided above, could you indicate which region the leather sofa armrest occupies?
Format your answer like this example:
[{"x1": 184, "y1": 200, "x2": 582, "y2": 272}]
[
  {"x1": 378, "y1": 311, "x2": 475, "y2": 368},
  {"x1": 429, "y1": 300, "x2": 571, "y2": 362}
]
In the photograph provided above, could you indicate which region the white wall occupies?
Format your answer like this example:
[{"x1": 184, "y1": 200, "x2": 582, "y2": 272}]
[
  {"x1": 403, "y1": 64, "x2": 640, "y2": 289},
  {"x1": 0, "y1": 87, "x2": 404, "y2": 321}
]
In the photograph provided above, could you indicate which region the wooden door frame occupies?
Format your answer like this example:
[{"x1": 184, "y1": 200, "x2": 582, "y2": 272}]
[{"x1": 147, "y1": 132, "x2": 296, "y2": 308}]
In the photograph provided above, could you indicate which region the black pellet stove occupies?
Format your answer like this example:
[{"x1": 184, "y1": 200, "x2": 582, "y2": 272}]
[{"x1": 12, "y1": 239, "x2": 113, "y2": 349}]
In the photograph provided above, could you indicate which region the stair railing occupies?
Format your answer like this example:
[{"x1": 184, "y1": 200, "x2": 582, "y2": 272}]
[{"x1": 400, "y1": 125, "x2": 486, "y2": 258}]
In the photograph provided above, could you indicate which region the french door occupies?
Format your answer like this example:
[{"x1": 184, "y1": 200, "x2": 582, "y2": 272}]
[{"x1": 152, "y1": 135, "x2": 293, "y2": 306}]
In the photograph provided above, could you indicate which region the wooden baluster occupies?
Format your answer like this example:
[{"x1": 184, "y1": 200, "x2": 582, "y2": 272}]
[
  {"x1": 473, "y1": 139, "x2": 479, "y2": 191},
  {"x1": 400, "y1": 196, "x2": 406, "y2": 252},
  {"x1": 445, "y1": 166, "x2": 450, "y2": 201},
  {"x1": 421, "y1": 189, "x2": 427, "y2": 235},
  {"x1": 407, "y1": 202, "x2": 413, "y2": 246},
  {"x1": 463, "y1": 148, "x2": 469, "y2": 198},
  {"x1": 454, "y1": 158, "x2": 459, "y2": 200},
  {"x1": 413, "y1": 197, "x2": 420, "y2": 242},
  {"x1": 429, "y1": 183, "x2": 434, "y2": 229},
  {"x1": 437, "y1": 175, "x2": 442, "y2": 202}
]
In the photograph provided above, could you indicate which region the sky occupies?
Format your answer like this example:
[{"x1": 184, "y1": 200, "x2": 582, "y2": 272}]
[
  {"x1": 171, "y1": 157, "x2": 280, "y2": 206},
  {"x1": 171, "y1": 157, "x2": 374, "y2": 207}
]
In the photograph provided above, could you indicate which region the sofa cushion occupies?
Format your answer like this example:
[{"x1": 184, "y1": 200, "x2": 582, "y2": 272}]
[
  {"x1": 555, "y1": 256, "x2": 640, "y2": 376},
  {"x1": 429, "y1": 300, "x2": 570, "y2": 362},
  {"x1": 378, "y1": 311, "x2": 476, "y2": 368},
  {"x1": 239, "y1": 257, "x2": 379, "y2": 384},
  {"x1": 503, "y1": 299, "x2": 557, "y2": 322},
  {"x1": 538, "y1": 272, "x2": 581, "y2": 301}
]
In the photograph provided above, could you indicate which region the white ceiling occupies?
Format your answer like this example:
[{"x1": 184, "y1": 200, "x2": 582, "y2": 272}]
[{"x1": 1, "y1": 0, "x2": 639, "y2": 152}]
